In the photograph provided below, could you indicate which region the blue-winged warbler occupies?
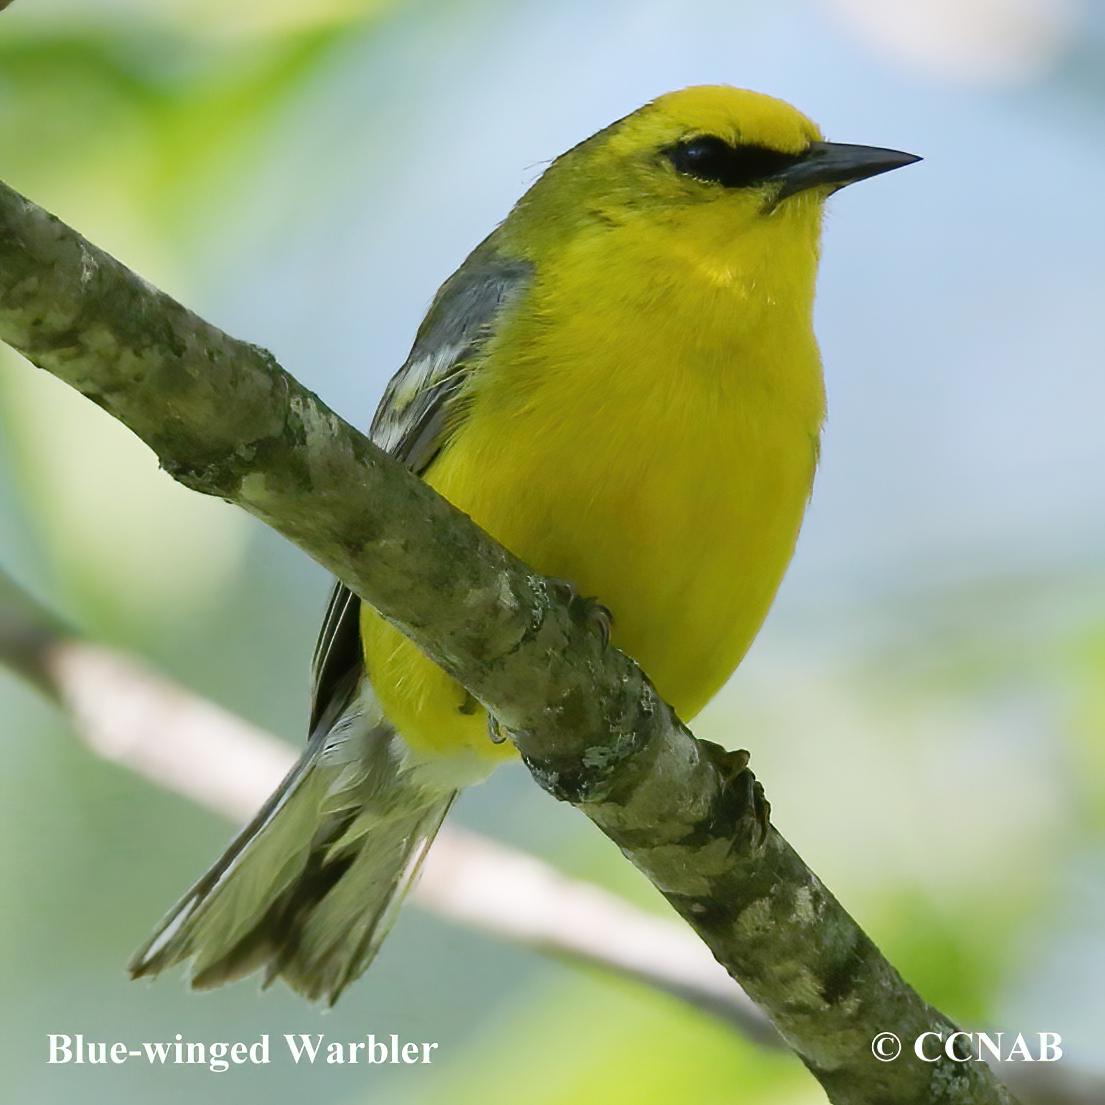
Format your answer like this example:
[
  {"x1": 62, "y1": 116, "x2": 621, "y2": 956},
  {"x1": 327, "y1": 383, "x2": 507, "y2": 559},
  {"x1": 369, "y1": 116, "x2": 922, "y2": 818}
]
[{"x1": 130, "y1": 86, "x2": 918, "y2": 1003}]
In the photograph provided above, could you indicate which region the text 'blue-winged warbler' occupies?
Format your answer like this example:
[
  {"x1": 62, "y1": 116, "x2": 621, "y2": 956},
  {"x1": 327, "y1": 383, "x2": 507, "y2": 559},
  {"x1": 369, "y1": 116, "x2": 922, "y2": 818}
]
[{"x1": 130, "y1": 86, "x2": 918, "y2": 1003}]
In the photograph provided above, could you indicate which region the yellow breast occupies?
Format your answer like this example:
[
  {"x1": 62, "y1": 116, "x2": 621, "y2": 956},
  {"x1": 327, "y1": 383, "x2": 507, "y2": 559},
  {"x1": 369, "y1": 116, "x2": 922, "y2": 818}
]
[{"x1": 361, "y1": 202, "x2": 825, "y2": 761}]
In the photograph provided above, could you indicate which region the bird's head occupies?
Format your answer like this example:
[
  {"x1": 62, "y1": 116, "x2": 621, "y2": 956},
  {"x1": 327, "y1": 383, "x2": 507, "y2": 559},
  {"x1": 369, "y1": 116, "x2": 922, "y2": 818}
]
[{"x1": 503, "y1": 85, "x2": 917, "y2": 286}]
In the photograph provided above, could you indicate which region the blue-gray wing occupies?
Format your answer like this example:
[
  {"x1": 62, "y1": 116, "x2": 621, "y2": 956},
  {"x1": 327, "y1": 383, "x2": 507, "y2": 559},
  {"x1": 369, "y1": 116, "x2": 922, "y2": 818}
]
[{"x1": 309, "y1": 243, "x2": 532, "y2": 731}]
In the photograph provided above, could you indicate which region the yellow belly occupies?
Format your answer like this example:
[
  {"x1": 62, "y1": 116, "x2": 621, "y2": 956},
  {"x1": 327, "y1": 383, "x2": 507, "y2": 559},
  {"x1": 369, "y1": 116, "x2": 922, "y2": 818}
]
[{"x1": 360, "y1": 313, "x2": 822, "y2": 761}]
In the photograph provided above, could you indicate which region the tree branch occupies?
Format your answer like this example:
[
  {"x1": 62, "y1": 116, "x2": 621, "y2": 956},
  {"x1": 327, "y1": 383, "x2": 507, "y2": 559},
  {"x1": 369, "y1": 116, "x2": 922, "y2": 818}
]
[{"x1": 0, "y1": 178, "x2": 1017, "y2": 1103}]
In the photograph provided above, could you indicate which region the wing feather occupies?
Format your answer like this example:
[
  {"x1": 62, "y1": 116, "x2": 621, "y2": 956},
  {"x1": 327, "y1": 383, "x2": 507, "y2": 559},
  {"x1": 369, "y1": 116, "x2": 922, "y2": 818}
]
[{"x1": 310, "y1": 243, "x2": 531, "y2": 725}]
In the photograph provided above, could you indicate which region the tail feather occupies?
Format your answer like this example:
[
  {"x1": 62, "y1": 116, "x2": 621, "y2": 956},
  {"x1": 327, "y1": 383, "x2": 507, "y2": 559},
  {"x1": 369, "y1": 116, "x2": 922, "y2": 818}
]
[{"x1": 129, "y1": 692, "x2": 456, "y2": 1005}]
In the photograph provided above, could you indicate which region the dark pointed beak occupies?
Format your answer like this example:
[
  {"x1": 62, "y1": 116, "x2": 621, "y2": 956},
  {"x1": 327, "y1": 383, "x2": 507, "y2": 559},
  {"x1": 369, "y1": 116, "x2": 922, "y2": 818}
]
[{"x1": 774, "y1": 142, "x2": 920, "y2": 199}]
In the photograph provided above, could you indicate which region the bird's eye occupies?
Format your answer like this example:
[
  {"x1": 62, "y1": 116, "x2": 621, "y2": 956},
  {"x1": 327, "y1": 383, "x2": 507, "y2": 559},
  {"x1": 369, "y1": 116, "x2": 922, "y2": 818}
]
[{"x1": 664, "y1": 137, "x2": 803, "y2": 190}]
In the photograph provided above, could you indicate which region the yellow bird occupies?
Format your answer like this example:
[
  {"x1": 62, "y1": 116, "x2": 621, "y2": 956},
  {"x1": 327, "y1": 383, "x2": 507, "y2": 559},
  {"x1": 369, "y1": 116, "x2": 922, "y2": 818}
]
[{"x1": 130, "y1": 86, "x2": 917, "y2": 1003}]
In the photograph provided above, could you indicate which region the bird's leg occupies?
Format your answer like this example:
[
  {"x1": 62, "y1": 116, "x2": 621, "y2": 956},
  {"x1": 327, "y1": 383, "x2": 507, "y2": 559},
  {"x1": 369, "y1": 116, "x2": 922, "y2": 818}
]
[{"x1": 547, "y1": 578, "x2": 615, "y2": 648}]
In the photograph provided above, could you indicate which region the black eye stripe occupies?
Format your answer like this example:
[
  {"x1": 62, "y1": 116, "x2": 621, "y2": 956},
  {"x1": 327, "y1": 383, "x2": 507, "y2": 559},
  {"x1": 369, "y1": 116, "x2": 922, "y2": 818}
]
[{"x1": 664, "y1": 136, "x2": 804, "y2": 190}]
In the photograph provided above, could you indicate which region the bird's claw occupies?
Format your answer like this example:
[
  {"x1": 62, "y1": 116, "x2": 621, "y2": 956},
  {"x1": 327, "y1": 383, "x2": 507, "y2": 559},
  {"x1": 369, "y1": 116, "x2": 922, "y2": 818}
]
[
  {"x1": 701, "y1": 740, "x2": 771, "y2": 848},
  {"x1": 487, "y1": 715, "x2": 508, "y2": 744},
  {"x1": 549, "y1": 578, "x2": 614, "y2": 647}
]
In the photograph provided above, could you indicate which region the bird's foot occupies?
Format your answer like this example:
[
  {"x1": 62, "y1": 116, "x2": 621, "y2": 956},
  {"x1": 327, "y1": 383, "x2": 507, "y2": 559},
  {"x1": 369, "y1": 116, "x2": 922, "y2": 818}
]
[
  {"x1": 487, "y1": 715, "x2": 508, "y2": 744},
  {"x1": 700, "y1": 741, "x2": 771, "y2": 848},
  {"x1": 548, "y1": 578, "x2": 614, "y2": 647}
]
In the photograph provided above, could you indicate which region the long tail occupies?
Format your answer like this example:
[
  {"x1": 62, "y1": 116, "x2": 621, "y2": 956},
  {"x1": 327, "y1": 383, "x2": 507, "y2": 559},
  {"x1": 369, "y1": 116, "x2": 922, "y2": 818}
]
[{"x1": 128, "y1": 695, "x2": 455, "y2": 1005}]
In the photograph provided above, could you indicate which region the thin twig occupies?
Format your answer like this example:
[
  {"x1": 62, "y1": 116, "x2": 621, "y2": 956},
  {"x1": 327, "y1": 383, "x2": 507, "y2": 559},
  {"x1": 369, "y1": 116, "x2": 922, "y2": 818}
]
[{"x1": 0, "y1": 562, "x2": 777, "y2": 1042}]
